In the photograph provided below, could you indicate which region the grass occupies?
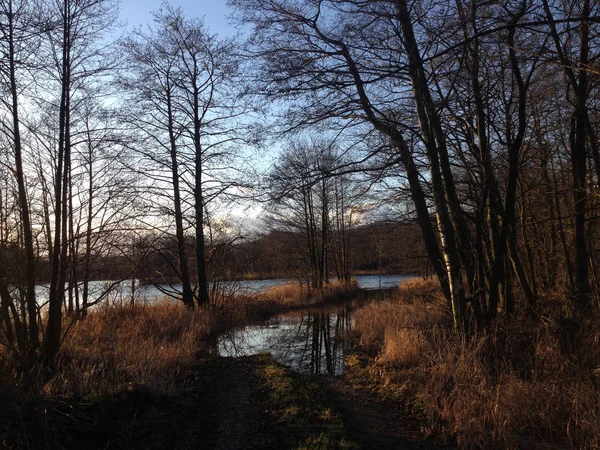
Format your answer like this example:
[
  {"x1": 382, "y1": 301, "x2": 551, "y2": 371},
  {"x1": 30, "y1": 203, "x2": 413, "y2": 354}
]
[
  {"x1": 352, "y1": 278, "x2": 600, "y2": 449},
  {"x1": 52, "y1": 301, "x2": 216, "y2": 397},
  {"x1": 254, "y1": 353, "x2": 359, "y2": 450},
  {"x1": 215, "y1": 279, "x2": 361, "y2": 325},
  {"x1": 0, "y1": 301, "x2": 217, "y2": 449},
  {"x1": 0, "y1": 280, "x2": 362, "y2": 449}
]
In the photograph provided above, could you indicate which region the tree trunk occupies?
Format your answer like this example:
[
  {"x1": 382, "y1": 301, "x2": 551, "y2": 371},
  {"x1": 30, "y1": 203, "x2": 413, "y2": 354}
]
[
  {"x1": 166, "y1": 85, "x2": 195, "y2": 308},
  {"x1": 46, "y1": 0, "x2": 71, "y2": 367},
  {"x1": 396, "y1": 0, "x2": 468, "y2": 330},
  {"x1": 8, "y1": 1, "x2": 39, "y2": 355},
  {"x1": 192, "y1": 80, "x2": 210, "y2": 307}
]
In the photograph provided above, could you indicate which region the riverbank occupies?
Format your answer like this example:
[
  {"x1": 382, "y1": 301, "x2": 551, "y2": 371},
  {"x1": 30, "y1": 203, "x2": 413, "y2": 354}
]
[
  {"x1": 0, "y1": 281, "x2": 364, "y2": 449},
  {"x1": 349, "y1": 278, "x2": 600, "y2": 449}
]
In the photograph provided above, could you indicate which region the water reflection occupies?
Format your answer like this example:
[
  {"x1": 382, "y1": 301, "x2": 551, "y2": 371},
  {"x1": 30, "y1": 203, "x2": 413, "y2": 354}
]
[{"x1": 218, "y1": 307, "x2": 353, "y2": 375}]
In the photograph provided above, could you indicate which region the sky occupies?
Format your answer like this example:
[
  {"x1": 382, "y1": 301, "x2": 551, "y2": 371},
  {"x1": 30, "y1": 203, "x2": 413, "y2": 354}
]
[
  {"x1": 119, "y1": 0, "x2": 236, "y2": 37},
  {"x1": 119, "y1": 0, "x2": 262, "y2": 227},
  {"x1": 117, "y1": 1, "x2": 263, "y2": 227}
]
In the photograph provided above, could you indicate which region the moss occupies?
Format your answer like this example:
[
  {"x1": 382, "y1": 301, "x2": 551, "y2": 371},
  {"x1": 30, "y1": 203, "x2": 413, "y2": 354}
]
[{"x1": 254, "y1": 353, "x2": 359, "y2": 450}]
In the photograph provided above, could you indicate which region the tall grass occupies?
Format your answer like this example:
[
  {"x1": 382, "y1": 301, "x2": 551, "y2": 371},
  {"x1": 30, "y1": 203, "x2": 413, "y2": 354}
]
[
  {"x1": 353, "y1": 278, "x2": 600, "y2": 449},
  {"x1": 215, "y1": 280, "x2": 361, "y2": 325},
  {"x1": 0, "y1": 280, "x2": 361, "y2": 399},
  {"x1": 44, "y1": 301, "x2": 217, "y2": 397}
]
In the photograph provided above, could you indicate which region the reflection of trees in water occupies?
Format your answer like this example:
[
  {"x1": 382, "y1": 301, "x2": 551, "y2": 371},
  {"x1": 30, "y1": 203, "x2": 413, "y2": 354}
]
[
  {"x1": 272, "y1": 307, "x2": 352, "y2": 375},
  {"x1": 217, "y1": 307, "x2": 352, "y2": 375},
  {"x1": 217, "y1": 316, "x2": 284, "y2": 356},
  {"x1": 309, "y1": 307, "x2": 352, "y2": 375}
]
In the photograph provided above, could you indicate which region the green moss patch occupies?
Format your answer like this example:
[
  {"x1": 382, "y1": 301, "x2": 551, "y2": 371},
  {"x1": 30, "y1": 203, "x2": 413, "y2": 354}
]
[{"x1": 254, "y1": 353, "x2": 359, "y2": 450}]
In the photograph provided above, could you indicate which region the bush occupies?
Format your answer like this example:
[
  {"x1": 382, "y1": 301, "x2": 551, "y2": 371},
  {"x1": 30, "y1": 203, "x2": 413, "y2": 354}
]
[{"x1": 353, "y1": 279, "x2": 600, "y2": 449}]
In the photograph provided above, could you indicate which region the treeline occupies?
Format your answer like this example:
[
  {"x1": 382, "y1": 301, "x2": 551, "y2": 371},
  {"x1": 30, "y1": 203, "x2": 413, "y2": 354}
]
[
  {"x1": 168, "y1": 222, "x2": 425, "y2": 282},
  {"x1": 31, "y1": 221, "x2": 426, "y2": 284},
  {"x1": 237, "y1": 222, "x2": 427, "y2": 280},
  {"x1": 2, "y1": 0, "x2": 600, "y2": 369}
]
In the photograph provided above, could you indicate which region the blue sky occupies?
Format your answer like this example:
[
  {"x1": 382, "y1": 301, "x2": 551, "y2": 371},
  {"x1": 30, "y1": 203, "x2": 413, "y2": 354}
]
[
  {"x1": 119, "y1": 1, "x2": 236, "y2": 36},
  {"x1": 117, "y1": 1, "x2": 265, "y2": 226}
]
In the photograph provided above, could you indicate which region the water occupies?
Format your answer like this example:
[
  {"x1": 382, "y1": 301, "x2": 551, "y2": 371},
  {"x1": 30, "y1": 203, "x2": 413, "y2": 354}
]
[
  {"x1": 34, "y1": 274, "x2": 411, "y2": 307},
  {"x1": 215, "y1": 275, "x2": 412, "y2": 375},
  {"x1": 32, "y1": 278, "x2": 296, "y2": 308},
  {"x1": 218, "y1": 307, "x2": 353, "y2": 375},
  {"x1": 131, "y1": 274, "x2": 410, "y2": 303},
  {"x1": 354, "y1": 274, "x2": 411, "y2": 290}
]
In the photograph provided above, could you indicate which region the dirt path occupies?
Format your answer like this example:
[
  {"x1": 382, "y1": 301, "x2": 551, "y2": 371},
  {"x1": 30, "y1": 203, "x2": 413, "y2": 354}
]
[
  {"x1": 171, "y1": 353, "x2": 445, "y2": 450},
  {"x1": 318, "y1": 353, "x2": 447, "y2": 450},
  {"x1": 175, "y1": 356, "x2": 277, "y2": 450},
  {"x1": 320, "y1": 376, "x2": 442, "y2": 450}
]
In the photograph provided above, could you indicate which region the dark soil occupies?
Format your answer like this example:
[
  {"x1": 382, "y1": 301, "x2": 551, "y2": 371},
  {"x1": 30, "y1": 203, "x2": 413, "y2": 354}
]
[
  {"x1": 175, "y1": 356, "x2": 277, "y2": 450},
  {"x1": 318, "y1": 353, "x2": 446, "y2": 450},
  {"x1": 178, "y1": 353, "x2": 445, "y2": 450}
]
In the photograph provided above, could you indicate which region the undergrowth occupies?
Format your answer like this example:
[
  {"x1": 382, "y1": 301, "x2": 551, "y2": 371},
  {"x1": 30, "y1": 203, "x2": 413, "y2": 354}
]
[{"x1": 353, "y1": 278, "x2": 600, "y2": 449}]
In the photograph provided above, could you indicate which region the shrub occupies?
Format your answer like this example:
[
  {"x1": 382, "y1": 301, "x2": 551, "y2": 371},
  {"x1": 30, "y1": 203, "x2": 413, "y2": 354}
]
[{"x1": 353, "y1": 281, "x2": 600, "y2": 449}]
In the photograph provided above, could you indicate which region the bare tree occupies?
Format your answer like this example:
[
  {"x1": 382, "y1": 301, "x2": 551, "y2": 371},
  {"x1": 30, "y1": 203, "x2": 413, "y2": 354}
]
[
  {"x1": 39, "y1": 0, "x2": 119, "y2": 367},
  {"x1": 0, "y1": 0, "x2": 41, "y2": 358},
  {"x1": 121, "y1": 5, "x2": 245, "y2": 307},
  {"x1": 266, "y1": 140, "x2": 361, "y2": 288}
]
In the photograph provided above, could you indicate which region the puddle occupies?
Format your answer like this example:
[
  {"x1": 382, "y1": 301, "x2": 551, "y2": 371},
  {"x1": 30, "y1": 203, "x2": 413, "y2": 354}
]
[{"x1": 217, "y1": 307, "x2": 353, "y2": 375}]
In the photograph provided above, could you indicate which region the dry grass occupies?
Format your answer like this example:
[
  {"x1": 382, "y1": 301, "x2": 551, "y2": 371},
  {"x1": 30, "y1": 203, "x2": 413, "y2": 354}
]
[
  {"x1": 18, "y1": 281, "x2": 360, "y2": 399},
  {"x1": 260, "y1": 280, "x2": 360, "y2": 305},
  {"x1": 353, "y1": 278, "x2": 600, "y2": 449},
  {"x1": 0, "y1": 302, "x2": 221, "y2": 449},
  {"x1": 212, "y1": 283, "x2": 310, "y2": 324},
  {"x1": 44, "y1": 301, "x2": 217, "y2": 397},
  {"x1": 354, "y1": 277, "x2": 447, "y2": 353},
  {"x1": 261, "y1": 282, "x2": 312, "y2": 304},
  {"x1": 215, "y1": 280, "x2": 361, "y2": 326}
]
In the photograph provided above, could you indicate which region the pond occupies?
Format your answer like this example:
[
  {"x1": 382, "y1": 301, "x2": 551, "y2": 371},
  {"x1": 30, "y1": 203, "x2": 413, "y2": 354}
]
[
  {"x1": 215, "y1": 275, "x2": 412, "y2": 375},
  {"x1": 32, "y1": 275, "x2": 412, "y2": 374},
  {"x1": 218, "y1": 306, "x2": 354, "y2": 376}
]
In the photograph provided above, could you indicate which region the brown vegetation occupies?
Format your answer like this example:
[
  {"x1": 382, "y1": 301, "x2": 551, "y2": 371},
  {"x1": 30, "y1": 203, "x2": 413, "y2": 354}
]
[
  {"x1": 0, "y1": 281, "x2": 361, "y2": 449},
  {"x1": 219, "y1": 280, "x2": 361, "y2": 324},
  {"x1": 1, "y1": 282, "x2": 360, "y2": 398},
  {"x1": 0, "y1": 301, "x2": 215, "y2": 449},
  {"x1": 353, "y1": 279, "x2": 600, "y2": 449},
  {"x1": 48, "y1": 302, "x2": 215, "y2": 397}
]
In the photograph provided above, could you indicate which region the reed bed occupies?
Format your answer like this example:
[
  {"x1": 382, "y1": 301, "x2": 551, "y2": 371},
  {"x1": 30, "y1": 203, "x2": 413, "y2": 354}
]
[
  {"x1": 214, "y1": 280, "x2": 361, "y2": 325},
  {"x1": 47, "y1": 301, "x2": 217, "y2": 397},
  {"x1": 353, "y1": 278, "x2": 600, "y2": 449}
]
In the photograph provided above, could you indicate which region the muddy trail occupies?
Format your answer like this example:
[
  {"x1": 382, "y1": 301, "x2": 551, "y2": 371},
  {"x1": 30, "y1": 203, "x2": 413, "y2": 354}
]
[
  {"x1": 319, "y1": 354, "x2": 444, "y2": 450},
  {"x1": 172, "y1": 354, "x2": 445, "y2": 450},
  {"x1": 175, "y1": 357, "x2": 277, "y2": 450}
]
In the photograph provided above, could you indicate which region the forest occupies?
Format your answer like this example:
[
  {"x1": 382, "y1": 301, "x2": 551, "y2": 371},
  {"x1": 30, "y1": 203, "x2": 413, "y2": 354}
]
[{"x1": 2, "y1": 0, "x2": 600, "y2": 449}]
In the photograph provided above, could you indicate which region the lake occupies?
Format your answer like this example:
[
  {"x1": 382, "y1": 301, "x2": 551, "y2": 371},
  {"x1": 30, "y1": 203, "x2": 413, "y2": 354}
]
[{"x1": 35, "y1": 274, "x2": 412, "y2": 307}]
